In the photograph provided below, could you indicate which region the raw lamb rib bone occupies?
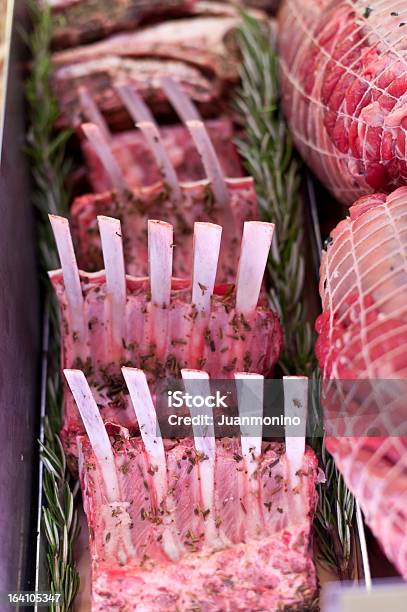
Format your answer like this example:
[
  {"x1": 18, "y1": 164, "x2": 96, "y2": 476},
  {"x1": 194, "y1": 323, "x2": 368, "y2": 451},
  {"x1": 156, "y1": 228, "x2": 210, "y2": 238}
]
[
  {"x1": 65, "y1": 367, "x2": 319, "y2": 611},
  {"x1": 51, "y1": 16, "x2": 242, "y2": 129},
  {"x1": 49, "y1": 216, "x2": 283, "y2": 462},
  {"x1": 315, "y1": 186, "x2": 407, "y2": 578},
  {"x1": 71, "y1": 118, "x2": 256, "y2": 281},
  {"x1": 278, "y1": 0, "x2": 407, "y2": 206},
  {"x1": 77, "y1": 83, "x2": 243, "y2": 192}
]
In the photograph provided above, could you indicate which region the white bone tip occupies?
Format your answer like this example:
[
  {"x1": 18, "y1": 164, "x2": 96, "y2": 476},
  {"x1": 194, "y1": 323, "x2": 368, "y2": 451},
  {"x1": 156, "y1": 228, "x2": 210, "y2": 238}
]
[
  {"x1": 81, "y1": 122, "x2": 98, "y2": 136},
  {"x1": 49, "y1": 213, "x2": 68, "y2": 225},
  {"x1": 97, "y1": 214, "x2": 120, "y2": 224},
  {"x1": 121, "y1": 366, "x2": 145, "y2": 379},
  {"x1": 236, "y1": 221, "x2": 275, "y2": 315},
  {"x1": 148, "y1": 219, "x2": 173, "y2": 230},
  {"x1": 234, "y1": 372, "x2": 264, "y2": 380},
  {"x1": 136, "y1": 120, "x2": 153, "y2": 129},
  {"x1": 194, "y1": 221, "x2": 222, "y2": 232},
  {"x1": 64, "y1": 368, "x2": 80, "y2": 379},
  {"x1": 192, "y1": 222, "x2": 222, "y2": 310},
  {"x1": 181, "y1": 369, "x2": 210, "y2": 380}
]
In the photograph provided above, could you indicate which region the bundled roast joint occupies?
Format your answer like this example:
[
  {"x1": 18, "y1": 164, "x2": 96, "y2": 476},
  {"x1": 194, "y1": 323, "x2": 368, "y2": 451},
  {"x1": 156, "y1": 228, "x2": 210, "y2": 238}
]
[
  {"x1": 278, "y1": 0, "x2": 407, "y2": 205},
  {"x1": 316, "y1": 186, "x2": 407, "y2": 580}
]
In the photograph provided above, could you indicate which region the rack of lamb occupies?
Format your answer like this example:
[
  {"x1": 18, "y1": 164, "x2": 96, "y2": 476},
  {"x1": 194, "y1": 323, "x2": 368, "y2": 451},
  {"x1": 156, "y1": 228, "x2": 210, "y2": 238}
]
[
  {"x1": 65, "y1": 366, "x2": 319, "y2": 611},
  {"x1": 50, "y1": 215, "x2": 283, "y2": 464}
]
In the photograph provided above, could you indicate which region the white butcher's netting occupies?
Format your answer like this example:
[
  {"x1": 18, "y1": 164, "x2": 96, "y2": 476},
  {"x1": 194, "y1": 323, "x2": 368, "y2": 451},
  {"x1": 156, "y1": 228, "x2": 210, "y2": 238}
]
[
  {"x1": 316, "y1": 187, "x2": 407, "y2": 577},
  {"x1": 278, "y1": 0, "x2": 407, "y2": 205}
]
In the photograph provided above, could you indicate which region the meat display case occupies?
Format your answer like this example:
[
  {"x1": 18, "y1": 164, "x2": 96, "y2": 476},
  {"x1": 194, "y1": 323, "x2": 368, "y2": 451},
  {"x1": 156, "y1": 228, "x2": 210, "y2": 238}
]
[
  {"x1": 0, "y1": 0, "x2": 41, "y2": 601},
  {"x1": 0, "y1": 0, "x2": 403, "y2": 609}
]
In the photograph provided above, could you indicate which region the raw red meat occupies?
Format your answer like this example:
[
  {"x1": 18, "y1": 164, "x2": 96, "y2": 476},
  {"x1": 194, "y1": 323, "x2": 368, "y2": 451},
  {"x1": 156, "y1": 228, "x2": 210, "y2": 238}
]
[
  {"x1": 50, "y1": 217, "x2": 283, "y2": 465},
  {"x1": 315, "y1": 186, "x2": 407, "y2": 578},
  {"x1": 52, "y1": 16, "x2": 241, "y2": 82},
  {"x1": 81, "y1": 117, "x2": 243, "y2": 192},
  {"x1": 52, "y1": 57, "x2": 224, "y2": 130},
  {"x1": 51, "y1": 15, "x2": 242, "y2": 128},
  {"x1": 50, "y1": 0, "x2": 196, "y2": 49},
  {"x1": 278, "y1": 0, "x2": 407, "y2": 205},
  {"x1": 78, "y1": 432, "x2": 319, "y2": 611},
  {"x1": 52, "y1": 272, "x2": 282, "y2": 459},
  {"x1": 71, "y1": 179, "x2": 257, "y2": 279}
]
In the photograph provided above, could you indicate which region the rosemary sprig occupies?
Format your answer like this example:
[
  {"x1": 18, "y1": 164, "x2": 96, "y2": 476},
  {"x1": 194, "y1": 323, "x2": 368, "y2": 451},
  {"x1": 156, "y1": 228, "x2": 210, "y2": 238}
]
[
  {"x1": 235, "y1": 13, "x2": 313, "y2": 375},
  {"x1": 41, "y1": 409, "x2": 80, "y2": 610},
  {"x1": 309, "y1": 371, "x2": 356, "y2": 578},
  {"x1": 26, "y1": 2, "x2": 80, "y2": 609},
  {"x1": 26, "y1": 1, "x2": 71, "y2": 273},
  {"x1": 235, "y1": 13, "x2": 356, "y2": 579}
]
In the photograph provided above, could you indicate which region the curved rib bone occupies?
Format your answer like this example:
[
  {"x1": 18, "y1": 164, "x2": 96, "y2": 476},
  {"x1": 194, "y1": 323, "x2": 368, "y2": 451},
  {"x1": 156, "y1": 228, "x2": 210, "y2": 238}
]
[
  {"x1": 148, "y1": 220, "x2": 173, "y2": 308},
  {"x1": 192, "y1": 222, "x2": 222, "y2": 313},
  {"x1": 283, "y1": 375, "x2": 308, "y2": 510},
  {"x1": 64, "y1": 369, "x2": 120, "y2": 502},
  {"x1": 236, "y1": 221, "x2": 275, "y2": 316},
  {"x1": 234, "y1": 373, "x2": 264, "y2": 473},
  {"x1": 122, "y1": 366, "x2": 182, "y2": 561},
  {"x1": 115, "y1": 83, "x2": 155, "y2": 123},
  {"x1": 48, "y1": 214, "x2": 85, "y2": 339},
  {"x1": 97, "y1": 215, "x2": 126, "y2": 358},
  {"x1": 121, "y1": 367, "x2": 167, "y2": 500},
  {"x1": 115, "y1": 84, "x2": 181, "y2": 202},
  {"x1": 186, "y1": 119, "x2": 229, "y2": 208},
  {"x1": 81, "y1": 123, "x2": 128, "y2": 193},
  {"x1": 137, "y1": 122, "x2": 182, "y2": 203},
  {"x1": 181, "y1": 369, "x2": 219, "y2": 547},
  {"x1": 78, "y1": 86, "x2": 111, "y2": 141},
  {"x1": 190, "y1": 222, "x2": 222, "y2": 368},
  {"x1": 234, "y1": 372, "x2": 265, "y2": 537},
  {"x1": 160, "y1": 76, "x2": 201, "y2": 122},
  {"x1": 148, "y1": 220, "x2": 173, "y2": 359}
]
